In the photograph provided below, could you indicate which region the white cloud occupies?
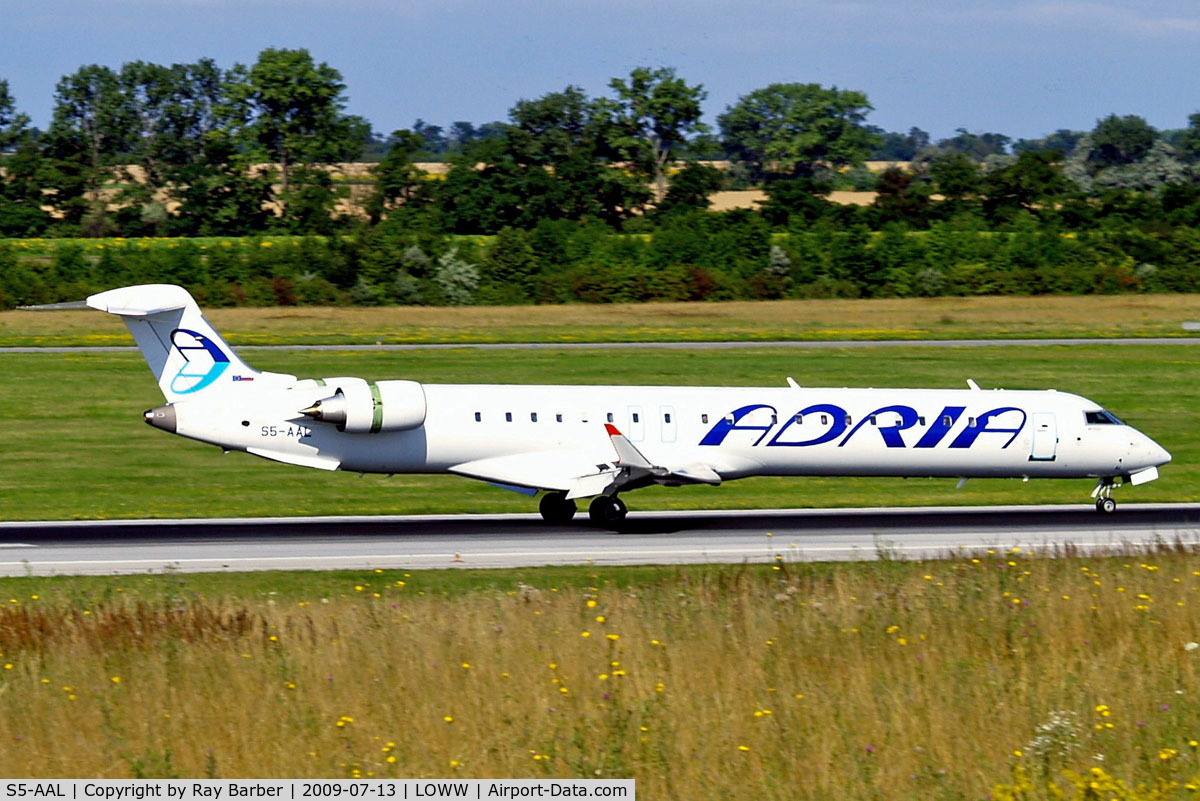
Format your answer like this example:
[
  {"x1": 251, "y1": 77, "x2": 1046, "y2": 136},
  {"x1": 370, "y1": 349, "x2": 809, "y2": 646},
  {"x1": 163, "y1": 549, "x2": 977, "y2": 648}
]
[{"x1": 1017, "y1": 2, "x2": 1200, "y2": 37}]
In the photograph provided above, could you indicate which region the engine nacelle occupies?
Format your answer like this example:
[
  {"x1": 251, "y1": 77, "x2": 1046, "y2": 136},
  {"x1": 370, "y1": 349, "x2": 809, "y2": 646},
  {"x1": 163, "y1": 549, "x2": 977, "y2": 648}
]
[{"x1": 300, "y1": 378, "x2": 426, "y2": 433}]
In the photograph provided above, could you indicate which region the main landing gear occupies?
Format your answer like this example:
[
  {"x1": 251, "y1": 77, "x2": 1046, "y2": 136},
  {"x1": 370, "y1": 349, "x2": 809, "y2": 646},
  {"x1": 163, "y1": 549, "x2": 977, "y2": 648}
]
[
  {"x1": 588, "y1": 495, "x2": 628, "y2": 527},
  {"x1": 1092, "y1": 478, "x2": 1118, "y2": 514},
  {"x1": 538, "y1": 492, "x2": 577, "y2": 524},
  {"x1": 538, "y1": 492, "x2": 628, "y2": 529}
]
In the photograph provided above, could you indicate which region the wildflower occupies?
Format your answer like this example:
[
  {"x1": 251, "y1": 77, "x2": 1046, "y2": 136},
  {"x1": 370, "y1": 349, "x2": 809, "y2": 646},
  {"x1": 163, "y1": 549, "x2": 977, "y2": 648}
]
[
  {"x1": 606, "y1": 634, "x2": 620, "y2": 641},
  {"x1": 443, "y1": 716, "x2": 454, "y2": 723},
  {"x1": 581, "y1": 631, "x2": 591, "y2": 638},
  {"x1": 586, "y1": 600, "x2": 597, "y2": 608},
  {"x1": 737, "y1": 745, "x2": 750, "y2": 752},
  {"x1": 110, "y1": 676, "x2": 121, "y2": 684}
]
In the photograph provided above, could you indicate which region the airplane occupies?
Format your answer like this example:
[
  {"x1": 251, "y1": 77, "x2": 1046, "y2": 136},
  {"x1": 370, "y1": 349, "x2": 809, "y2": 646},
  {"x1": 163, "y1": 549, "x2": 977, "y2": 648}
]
[{"x1": 85, "y1": 283, "x2": 1172, "y2": 528}]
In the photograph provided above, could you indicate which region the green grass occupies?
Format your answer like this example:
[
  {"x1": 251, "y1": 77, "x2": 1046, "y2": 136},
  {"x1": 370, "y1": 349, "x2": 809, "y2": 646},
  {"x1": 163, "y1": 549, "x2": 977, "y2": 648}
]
[
  {"x1": 2, "y1": 344, "x2": 1196, "y2": 521},
  {"x1": 4, "y1": 294, "x2": 1200, "y2": 347},
  {"x1": 1, "y1": 553, "x2": 1200, "y2": 797}
]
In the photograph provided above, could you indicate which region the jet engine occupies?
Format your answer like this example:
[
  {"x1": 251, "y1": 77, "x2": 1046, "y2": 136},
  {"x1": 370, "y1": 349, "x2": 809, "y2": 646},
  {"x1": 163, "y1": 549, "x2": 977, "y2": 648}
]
[{"x1": 300, "y1": 379, "x2": 426, "y2": 433}]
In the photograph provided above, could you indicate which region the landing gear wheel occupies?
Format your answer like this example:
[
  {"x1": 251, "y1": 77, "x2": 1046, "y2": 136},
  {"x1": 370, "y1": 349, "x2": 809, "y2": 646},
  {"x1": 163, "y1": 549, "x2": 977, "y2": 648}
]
[
  {"x1": 1096, "y1": 497, "x2": 1117, "y2": 514},
  {"x1": 539, "y1": 492, "x2": 577, "y2": 524},
  {"x1": 588, "y1": 495, "x2": 628, "y2": 528}
]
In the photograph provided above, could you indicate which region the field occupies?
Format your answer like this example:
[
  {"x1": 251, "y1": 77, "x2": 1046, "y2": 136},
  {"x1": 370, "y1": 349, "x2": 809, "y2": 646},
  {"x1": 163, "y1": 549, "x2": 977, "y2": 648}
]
[
  {"x1": 1, "y1": 554, "x2": 1200, "y2": 799},
  {"x1": 3, "y1": 341, "x2": 1199, "y2": 520},
  {"x1": 4, "y1": 293, "x2": 1200, "y2": 347},
  {"x1": 4, "y1": 298, "x2": 1200, "y2": 795}
]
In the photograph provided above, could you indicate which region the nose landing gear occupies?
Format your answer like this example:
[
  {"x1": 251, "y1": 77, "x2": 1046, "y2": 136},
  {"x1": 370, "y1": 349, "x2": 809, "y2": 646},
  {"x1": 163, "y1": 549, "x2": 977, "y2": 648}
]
[{"x1": 1092, "y1": 478, "x2": 1118, "y2": 513}]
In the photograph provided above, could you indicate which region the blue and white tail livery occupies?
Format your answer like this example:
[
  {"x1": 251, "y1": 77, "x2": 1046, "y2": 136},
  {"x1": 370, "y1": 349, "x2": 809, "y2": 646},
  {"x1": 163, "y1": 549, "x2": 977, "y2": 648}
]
[
  {"x1": 87, "y1": 284, "x2": 291, "y2": 402},
  {"x1": 88, "y1": 284, "x2": 1172, "y2": 527}
]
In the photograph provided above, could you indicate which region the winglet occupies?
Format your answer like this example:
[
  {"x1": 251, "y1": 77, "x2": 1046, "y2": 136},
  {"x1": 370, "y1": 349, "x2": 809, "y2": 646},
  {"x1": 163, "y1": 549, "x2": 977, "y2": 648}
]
[{"x1": 604, "y1": 424, "x2": 653, "y2": 469}]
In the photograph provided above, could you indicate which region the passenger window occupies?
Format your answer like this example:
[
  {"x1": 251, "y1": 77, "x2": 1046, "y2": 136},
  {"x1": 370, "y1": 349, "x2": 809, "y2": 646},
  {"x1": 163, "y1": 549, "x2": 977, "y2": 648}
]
[
  {"x1": 531, "y1": 412, "x2": 538, "y2": 422},
  {"x1": 556, "y1": 413, "x2": 563, "y2": 423},
  {"x1": 633, "y1": 413, "x2": 640, "y2": 423},
  {"x1": 664, "y1": 413, "x2": 672, "y2": 423},
  {"x1": 942, "y1": 415, "x2": 953, "y2": 427},
  {"x1": 607, "y1": 412, "x2": 614, "y2": 423},
  {"x1": 870, "y1": 416, "x2": 877, "y2": 426},
  {"x1": 918, "y1": 416, "x2": 925, "y2": 426},
  {"x1": 968, "y1": 417, "x2": 977, "y2": 428},
  {"x1": 794, "y1": 413, "x2": 803, "y2": 424},
  {"x1": 820, "y1": 414, "x2": 828, "y2": 425},
  {"x1": 702, "y1": 414, "x2": 709, "y2": 424},
  {"x1": 474, "y1": 412, "x2": 481, "y2": 422},
  {"x1": 505, "y1": 412, "x2": 512, "y2": 422}
]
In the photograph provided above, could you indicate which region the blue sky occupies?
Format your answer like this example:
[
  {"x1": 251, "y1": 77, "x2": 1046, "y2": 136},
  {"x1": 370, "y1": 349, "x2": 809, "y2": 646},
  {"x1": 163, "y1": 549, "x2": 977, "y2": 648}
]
[{"x1": 4, "y1": 0, "x2": 1199, "y2": 142}]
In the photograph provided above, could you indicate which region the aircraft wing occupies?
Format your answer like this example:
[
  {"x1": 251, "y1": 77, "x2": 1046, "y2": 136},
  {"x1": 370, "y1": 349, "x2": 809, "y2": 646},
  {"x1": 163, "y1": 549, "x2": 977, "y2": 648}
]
[
  {"x1": 449, "y1": 425, "x2": 722, "y2": 500},
  {"x1": 449, "y1": 449, "x2": 621, "y2": 498}
]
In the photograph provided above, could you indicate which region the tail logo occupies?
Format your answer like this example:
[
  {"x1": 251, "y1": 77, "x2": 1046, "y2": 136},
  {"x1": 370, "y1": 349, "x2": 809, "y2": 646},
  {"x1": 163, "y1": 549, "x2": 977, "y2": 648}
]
[{"x1": 169, "y1": 328, "x2": 230, "y2": 394}]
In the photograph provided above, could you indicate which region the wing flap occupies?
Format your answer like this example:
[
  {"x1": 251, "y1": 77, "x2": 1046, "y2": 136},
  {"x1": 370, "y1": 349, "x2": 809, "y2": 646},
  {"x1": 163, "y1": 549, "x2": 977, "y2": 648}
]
[{"x1": 450, "y1": 450, "x2": 615, "y2": 492}]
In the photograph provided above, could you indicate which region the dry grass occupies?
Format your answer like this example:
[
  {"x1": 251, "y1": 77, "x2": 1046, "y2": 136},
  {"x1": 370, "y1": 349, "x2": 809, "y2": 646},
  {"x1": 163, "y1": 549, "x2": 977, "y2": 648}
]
[
  {"x1": 5, "y1": 294, "x2": 1200, "y2": 347},
  {"x1": 3, "y1": 552, "x2": 1200, "y2": 797}
]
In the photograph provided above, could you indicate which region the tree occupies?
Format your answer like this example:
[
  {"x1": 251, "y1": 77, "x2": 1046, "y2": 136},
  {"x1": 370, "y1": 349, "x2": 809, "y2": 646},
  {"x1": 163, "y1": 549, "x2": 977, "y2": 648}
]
[
  {"x1": 42, "y1": 64, "x2": 132, "y2": 232},
  {"x1": 233, "y1": 48, "x2": 369, "y2": 222},
  {"x1": 872, "y1": 167, "x2": 931, "y2": 227},
  {"x1": 982, "y1": 150, "x2": 1070, "y2": 222},
  {"x1": 607, "y1": 67, "x2": 708, "y2": 201},
  {"x1": 934, "y1": 128, "x2": 1011, "y2": 160},
  {"x1": 929, "y1": 153, "x2": 982, "y2": 207},
  {"x1": 0, "y1": 79, "x2": 30, "y2": 151},
  {"x1": 0, "y1": 82, "x2": 51, "y2": 236},
  {"x1": 655, "y1": 162, "x2": 724, "y2": 216},
  {"x1": 366, "y1": 129, "x2": 430, "y2": 224},
  {"x1": 1088, "y1": 114, "x2": 1157, "y2": 167},
  {"x1": 1014, "y1": 129, "x2": 1084, "y2": 156},
  {"x1": 1173, "y1": 112, "x2": 1200, "y2": 162},
  {"x1": 435, "y1": 86, "x2": 650, "y2": 233},
  {"x1": 718, "y1": 82, "x2": 877, "y2": 181},
  {"x1": 868, "y1": 127, "x2": 930, "y2": 161}
]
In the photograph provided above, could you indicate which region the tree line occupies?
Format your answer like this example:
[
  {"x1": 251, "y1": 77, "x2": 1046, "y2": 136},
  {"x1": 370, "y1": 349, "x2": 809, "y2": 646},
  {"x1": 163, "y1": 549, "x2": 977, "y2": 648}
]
[{"x1": 4, "y1": 49, "x2": 1200, "y2": 307}]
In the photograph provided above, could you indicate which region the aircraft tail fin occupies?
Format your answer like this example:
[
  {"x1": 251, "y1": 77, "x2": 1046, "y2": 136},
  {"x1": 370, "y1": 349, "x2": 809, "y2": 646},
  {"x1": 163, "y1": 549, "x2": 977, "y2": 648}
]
[{"x1": 87, "y1": 284, "x2": 260, "y2": 401}]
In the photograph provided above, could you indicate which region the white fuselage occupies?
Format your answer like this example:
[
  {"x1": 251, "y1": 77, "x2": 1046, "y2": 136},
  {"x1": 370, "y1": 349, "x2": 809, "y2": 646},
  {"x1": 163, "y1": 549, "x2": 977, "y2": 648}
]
[{"x1": 166, "y1": 379, "x2": 1170, "y2": 484}]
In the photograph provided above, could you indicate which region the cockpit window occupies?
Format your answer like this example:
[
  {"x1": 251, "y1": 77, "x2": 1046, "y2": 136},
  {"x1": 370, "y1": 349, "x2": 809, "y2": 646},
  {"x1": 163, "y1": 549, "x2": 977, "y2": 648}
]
[{"x1": 1085, "y1": 410, "x2": 1124, "y2": 426}]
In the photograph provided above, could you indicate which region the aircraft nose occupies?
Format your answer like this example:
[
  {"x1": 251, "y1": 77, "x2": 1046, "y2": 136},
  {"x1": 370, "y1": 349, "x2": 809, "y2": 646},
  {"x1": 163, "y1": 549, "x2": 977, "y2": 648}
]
[{"x1": 1150, "y1": 440, "x2": 1172, "y2": 467}]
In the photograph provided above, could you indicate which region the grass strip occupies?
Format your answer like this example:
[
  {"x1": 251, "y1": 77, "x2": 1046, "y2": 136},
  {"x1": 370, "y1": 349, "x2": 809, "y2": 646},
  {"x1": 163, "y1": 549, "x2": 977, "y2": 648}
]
[
  {"x1": 1, "y1": 343, "x2": 1196, "y2": 521},
  {"x1": 3, "y1": 294, "x2": 1200, "y2": 347},
  {"x1": 0, "y1": 551, "x2": 1197, "y2": 799}
]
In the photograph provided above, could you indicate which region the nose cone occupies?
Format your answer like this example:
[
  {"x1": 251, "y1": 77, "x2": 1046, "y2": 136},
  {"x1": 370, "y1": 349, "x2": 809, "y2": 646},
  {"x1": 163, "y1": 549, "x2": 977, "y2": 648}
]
[{"x1": 1150, "y1": 440, "x2": 1172, "y2": 467}]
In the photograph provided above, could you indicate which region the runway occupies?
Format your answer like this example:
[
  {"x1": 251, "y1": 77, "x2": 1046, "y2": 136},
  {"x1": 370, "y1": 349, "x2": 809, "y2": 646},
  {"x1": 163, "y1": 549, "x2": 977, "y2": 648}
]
[{"x1": 2, "y1": 504, "x2": 1199, "y2": 576}]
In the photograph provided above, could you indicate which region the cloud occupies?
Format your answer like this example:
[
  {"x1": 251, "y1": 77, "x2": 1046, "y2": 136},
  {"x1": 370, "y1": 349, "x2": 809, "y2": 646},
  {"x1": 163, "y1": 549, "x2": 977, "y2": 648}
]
[{"x1": 1017, "y1": 2, "x2": 1200, "y2": 38}]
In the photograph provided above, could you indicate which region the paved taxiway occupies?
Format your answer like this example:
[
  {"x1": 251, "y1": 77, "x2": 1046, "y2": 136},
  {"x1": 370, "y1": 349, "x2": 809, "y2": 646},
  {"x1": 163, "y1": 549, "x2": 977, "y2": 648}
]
[{"x1": 1, "y1": 504, "x2": 1198, "y2": 576}]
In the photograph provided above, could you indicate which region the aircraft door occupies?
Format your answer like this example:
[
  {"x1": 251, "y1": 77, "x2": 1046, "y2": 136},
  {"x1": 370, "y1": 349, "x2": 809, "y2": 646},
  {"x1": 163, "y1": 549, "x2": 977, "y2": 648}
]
[
  {"x1": 1030, "y1": 412, "x2": 1057, "y2": 461},
  {"x1": 660, "y1": 405, "x2": 677, "y2": 443},
  {"x1": 627, "y1": 406, "x2": 645, "y2": 442}
]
